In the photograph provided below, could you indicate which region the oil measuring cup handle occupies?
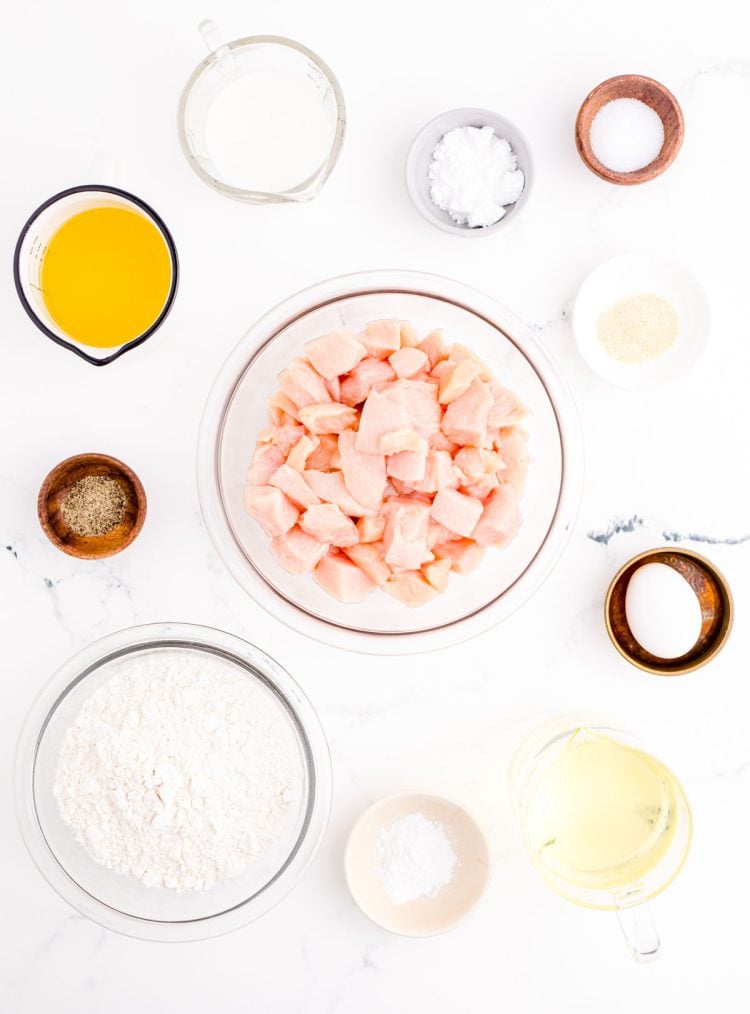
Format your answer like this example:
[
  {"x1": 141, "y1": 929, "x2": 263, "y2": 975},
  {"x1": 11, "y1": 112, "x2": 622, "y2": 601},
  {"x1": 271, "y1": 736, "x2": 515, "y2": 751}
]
[
  {"x1": 617, "y1": 903, "x2": 660, "y2": 962},
  {"x1": 197, "y1": 18, "x2": 232, "y2": 63}
]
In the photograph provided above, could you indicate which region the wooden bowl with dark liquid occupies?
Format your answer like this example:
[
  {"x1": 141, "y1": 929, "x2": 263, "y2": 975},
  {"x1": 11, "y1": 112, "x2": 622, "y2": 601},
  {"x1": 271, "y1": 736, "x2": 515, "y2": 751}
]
[
  {"x1": 605, "y1": 548, "x2": 733, "y2": 676},
  {"x1": 38, "y1": 453, "x2": 147, "y2": 560}
]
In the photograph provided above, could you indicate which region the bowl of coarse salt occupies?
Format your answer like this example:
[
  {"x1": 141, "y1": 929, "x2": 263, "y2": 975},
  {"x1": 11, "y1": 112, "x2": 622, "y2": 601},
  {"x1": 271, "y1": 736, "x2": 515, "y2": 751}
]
[
  {"x1": 572, "y1": 253, "x2": 710, "y2": 390},
  {"x1": 406, "y1": 107, "x2": 532, "y2": 235},
  {"x1": 15, "y1": 623, "x2": 332, "y2": 942}
]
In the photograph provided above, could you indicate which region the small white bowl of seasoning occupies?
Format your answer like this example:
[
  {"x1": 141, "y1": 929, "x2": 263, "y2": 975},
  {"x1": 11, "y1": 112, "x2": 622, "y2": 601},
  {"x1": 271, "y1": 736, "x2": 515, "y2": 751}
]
[
  {"x1": 572, "y1": 252, "x2": 710, "y2": 389},
  {"x1": 345, "y1": 792, "x2": 491, "y2": 936},
  {"x1": 405, "y1": 108, "x2": 532, "y2": 235}
]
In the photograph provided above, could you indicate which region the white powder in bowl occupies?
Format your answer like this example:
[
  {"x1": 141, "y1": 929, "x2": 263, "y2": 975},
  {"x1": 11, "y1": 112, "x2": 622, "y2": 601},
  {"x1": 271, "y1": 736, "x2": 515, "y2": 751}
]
[
  {"x1": 428, "y1": 125, "x2": 525, "y2": 228},
  {"x1": 376, "y1": 812, "x2": 457, "y2": 905},
  {"x1": 589, "y1": 98, "x2": 665, "y2": 173},
  {"x1": 53, "y1": 650, "x2": 301, "y2": 892}
]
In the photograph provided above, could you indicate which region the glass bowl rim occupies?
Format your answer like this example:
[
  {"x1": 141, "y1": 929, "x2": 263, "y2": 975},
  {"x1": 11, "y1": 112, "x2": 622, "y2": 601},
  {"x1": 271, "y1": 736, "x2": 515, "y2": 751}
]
[{"x1": 14, "y1": 621, "x2": 332, "y2": 942}]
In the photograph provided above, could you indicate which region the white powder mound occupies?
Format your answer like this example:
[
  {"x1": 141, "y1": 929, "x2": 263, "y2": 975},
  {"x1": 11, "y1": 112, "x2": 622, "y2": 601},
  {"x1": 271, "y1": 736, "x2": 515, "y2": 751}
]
[
  {"x1": 428, "y1": 125, "x2": 525, "y2": 228},
  {"x1": 54, "y1": 650, "x2": 301, "y2": 892},
  {"x1": 376, "y1": 812, "x2": 457, "y2": 905}
]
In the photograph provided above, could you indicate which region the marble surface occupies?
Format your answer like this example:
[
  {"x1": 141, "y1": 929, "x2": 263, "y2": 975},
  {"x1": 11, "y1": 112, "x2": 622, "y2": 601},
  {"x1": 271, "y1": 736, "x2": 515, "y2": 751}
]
[{"x1": 2, "y1": 0, "x2": 749, "y2": 1010}]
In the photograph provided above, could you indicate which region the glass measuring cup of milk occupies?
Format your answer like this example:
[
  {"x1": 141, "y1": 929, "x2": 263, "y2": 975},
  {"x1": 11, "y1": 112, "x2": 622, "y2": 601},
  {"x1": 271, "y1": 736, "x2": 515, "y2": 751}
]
[
  {"x1": 178, "y1": 21, "x2": 346, "y2": 204},
  {"x1": 510, "y1": 717, "x2": 692, "y2": 961}
]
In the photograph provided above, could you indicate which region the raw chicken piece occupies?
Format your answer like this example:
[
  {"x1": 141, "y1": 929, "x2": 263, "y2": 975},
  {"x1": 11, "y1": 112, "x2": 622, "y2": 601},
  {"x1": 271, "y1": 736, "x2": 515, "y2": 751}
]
[
  {"x1": 298, "y1": 402, "x2": 359, "y2": 435},
  {"x1": 472, "y1": 485, "x2": 521, "y2": 548},
  {"x1": 304, "y1": 470, "x2": 375, "y2": 517},
  {"x1": 339, "y1": 358, "x2": 396, "y2": 406},
  {"x1": 277, "y1": 357, "x2": 331, "y2": 410},
  {"x1": 389, "y1": 347, "x2": 428, "y2": 379},
  {"x1": 431, "y1": 488, "x2": 483, "y2": 538},
  {"x1": 286, "y1": 433, "x2": 319, "y2": 472},
  {"x1": 271, "y1": 526, "x2": 329, "y2": 574},
  {"x1": 386, "y1": 442, "x2": 428, "y2": 484},
  {"x1": 338, "y1": 430, "x2": 386, "y2": 509},
  {"x1": 248, "y1": 444, "x2": 285, "y2": 485},
  {"x1": 488, "y1": 381, "x2": 527, "y2": 428},
  {"x1": 357, "y1": 514, "x2": 386, "y2": 543},
  {"x1": 378, "y1": 428, "x2": 425, "y2": 455},
  {"x1": 383, "y1": 380, "x2": 442, "y2": 438},
  {"x1": 314, "y1": 552, "x2": 376, "y2": 602},
  {"x1": 422, "y1": 557, "x2": 452, "y2": 591},
  {"x1": 418, "y1": 329, "x2": 446, "y2": 368},
  {"x1": 356, "y1": 388, "x2": 411, "y2": 453},
  {"x1": 383, "y1": 502, "x2": 432, "y2": 570},
  {"x1": 244, "y1": 485, "x2": 299, "y2": 538},
  {"x1": 399, "y1": 320, "x2": 421, "y2": 347},
  {"x1": 427, "y1": 519, "x2": 462, "y2": 550},
  {"x1": 299, "y1": 503, "x2": 359, "y2": 547},
  {"x1": 325, "y1": 375, "x2": 341, "y2": 401},
  {"x1": 360, "y1": 319, "x2": 402, "y2": 358},
  {"x1": 343, "y1": 541, "x2": 391, "y2": 586},
  {"x1": 269, "y1": 464, "x2": 320, "y2": 509},
  {"x1": 306, "y1": 433, "x2": 339, "y2": 471},
  {"x1": 433, "y1": 538, "x2": 486, "y2": 574},
  {"x1": 304, "y1": 328, "x2": 366, "y2": 379},
  {"x1": 496, "y1": 427, "x2": 530, "y2": 497},
  {"x1": 453, "y1": 447, "x2": 504, "y2": 485},
  {"x1": 428, "y1": 430, "x2": 459, "y2": 454},
  {"x1": 461, "y1": 475, "x2": 500, "y2": 499},
  {"x1": 268, "y1": 424, "x2": 307, "y2": 456},
  {"x1": 441, "y1": 377, "x2": 492, "y2": 446},
  {"x1": 385, "y1": 570, "x2": 438, "y2": 607},
  {"x1": 450, "y1": 343, "x2": 492, "y2": 381},
  {"x1": 268, "y1": 390, "x2": 301, "y2": 423},
  {"x1": 438, "y1": 359, "x2": 483, "y2": 405},
  {"x1": 411, "y1": 449, "x2": 457, "y2": 494}
]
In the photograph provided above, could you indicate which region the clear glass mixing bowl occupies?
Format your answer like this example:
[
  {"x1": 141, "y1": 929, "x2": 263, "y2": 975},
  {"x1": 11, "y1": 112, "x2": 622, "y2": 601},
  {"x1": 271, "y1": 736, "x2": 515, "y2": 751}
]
[
  {"x1": 15, "y1": 623, "x2": 332, "y2": 942},
  {"x1": 197, "y1": 271, "x2": 584, "y2": 654}
]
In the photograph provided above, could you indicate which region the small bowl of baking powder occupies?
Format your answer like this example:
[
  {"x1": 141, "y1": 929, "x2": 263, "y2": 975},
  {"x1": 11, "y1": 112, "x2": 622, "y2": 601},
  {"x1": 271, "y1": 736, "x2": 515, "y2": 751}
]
[{"x1": 406, "y1": 107, "x2": 533, "y2": 236}]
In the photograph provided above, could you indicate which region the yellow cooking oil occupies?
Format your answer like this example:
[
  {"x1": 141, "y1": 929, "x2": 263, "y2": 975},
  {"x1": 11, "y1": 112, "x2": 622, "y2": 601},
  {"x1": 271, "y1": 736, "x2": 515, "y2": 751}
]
[
  {"x1": 523, "y1": 728, "x2": 678, "y2": 897},
  {"x1": 40, "y1": 206, "x2": 172, "y2": 349}
]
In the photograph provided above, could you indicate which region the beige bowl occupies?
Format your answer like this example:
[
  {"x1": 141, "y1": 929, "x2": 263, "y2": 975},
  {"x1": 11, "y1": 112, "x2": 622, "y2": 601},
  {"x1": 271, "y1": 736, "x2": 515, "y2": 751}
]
[{"x1": 344, "y1": 792, "x2": 490, "y2": 937}]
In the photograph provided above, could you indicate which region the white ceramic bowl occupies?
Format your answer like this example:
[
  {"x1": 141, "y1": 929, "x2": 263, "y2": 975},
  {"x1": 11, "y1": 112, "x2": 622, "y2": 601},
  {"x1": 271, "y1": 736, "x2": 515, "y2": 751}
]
[
  {"x1": 197, "y1": 271, "x2": 583, "y2": 654},
  {"x1": 405, "y1": 108, "x2": 533, "y2": 236},
  {"x1": 572, "y1": 253, "x2": 710, "y2": 389}
]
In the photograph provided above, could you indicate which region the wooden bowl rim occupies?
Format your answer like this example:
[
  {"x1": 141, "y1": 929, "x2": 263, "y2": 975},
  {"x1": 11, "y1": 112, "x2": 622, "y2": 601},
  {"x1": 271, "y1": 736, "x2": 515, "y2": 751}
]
[
  {"x1": 604, "y1": 547, "x2": 733, "y2": 676},
  {"x1": 575, "y1": 74, "x2": 685, "y2": 185},
  {"x1": 37, "y1": 452, "x2": 147, "y2": 559}
]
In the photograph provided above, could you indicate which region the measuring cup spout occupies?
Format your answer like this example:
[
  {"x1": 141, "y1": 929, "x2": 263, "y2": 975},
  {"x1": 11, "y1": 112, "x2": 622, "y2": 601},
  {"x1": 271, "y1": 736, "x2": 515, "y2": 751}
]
[{"x1": 617, "y1": 903, "x2": 661, "y2": 962}]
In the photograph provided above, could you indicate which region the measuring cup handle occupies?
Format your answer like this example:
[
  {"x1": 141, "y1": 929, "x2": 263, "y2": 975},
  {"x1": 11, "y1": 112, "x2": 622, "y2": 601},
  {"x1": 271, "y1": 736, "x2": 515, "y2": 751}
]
[
  {"x1": 198, "y1": 19, "x2": 229, "y2": 56},
  {"x1": 617, "y1": 903, "x2": 661, "y2": 962}
]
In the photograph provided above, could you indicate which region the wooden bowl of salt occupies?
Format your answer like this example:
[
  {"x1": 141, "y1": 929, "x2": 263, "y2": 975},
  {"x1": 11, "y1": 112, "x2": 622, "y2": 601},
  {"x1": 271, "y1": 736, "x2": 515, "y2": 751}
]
[{"x1": 38, "y1": 453, "x2": 147, "y2": 559}]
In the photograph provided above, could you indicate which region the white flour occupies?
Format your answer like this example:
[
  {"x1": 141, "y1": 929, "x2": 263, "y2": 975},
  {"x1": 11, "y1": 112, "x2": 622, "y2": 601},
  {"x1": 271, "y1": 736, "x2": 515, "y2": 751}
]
[
  {"x1": 54, "y1": 650, "x2": 300, "y2": 892},
  {"x1": 376, "y1": 812, "x2": 457, "y2": 905}
]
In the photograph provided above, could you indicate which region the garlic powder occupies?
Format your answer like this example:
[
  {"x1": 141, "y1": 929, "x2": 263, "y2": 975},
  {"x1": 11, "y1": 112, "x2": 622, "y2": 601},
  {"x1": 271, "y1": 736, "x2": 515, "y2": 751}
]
[{"x1": 596, "y1": 292, "x2": 679, "y2": 365}]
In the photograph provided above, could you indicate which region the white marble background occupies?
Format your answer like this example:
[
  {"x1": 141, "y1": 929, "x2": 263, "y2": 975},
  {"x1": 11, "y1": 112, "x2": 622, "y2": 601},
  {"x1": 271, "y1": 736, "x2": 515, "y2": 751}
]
[{"x1": 2, "y1": 0, "x2": 749, "y2": 1010}]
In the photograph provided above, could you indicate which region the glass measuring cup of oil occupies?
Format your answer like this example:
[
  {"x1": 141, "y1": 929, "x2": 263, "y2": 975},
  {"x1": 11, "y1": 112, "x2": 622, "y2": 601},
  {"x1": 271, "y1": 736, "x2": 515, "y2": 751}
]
[
  {"x1": 178, "y1": 21, "x2": 346, "y2": 204},
  {"x1": 511, "y1": 717, "x2": 692, "y2": 961}
]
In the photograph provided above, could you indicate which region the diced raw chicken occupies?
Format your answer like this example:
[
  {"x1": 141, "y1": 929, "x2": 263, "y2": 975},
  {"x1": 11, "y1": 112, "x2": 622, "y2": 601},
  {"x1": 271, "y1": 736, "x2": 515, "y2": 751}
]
[
  {"x1": 385, "y1": 570, "x2": 438, "y2": 607},
  {"x1": 418, "y1": 329, "x2": 446, "y2": 368},
  {"x1": 356, "y1": 388, "x2": 411, "y2": 453},
  {"x1": 248, "y1": 444, "x2": 285, "y2": 485},
  {"x1": 304, "y1": 328, "x2": 366, "y2": 379},
  {"x1": 411, "y1": 449, "x2": 457, "y2": 494},
  {"x1": 299, "y1": 503, "x2": 359, "y2": 547},
  {"x1": 244, "y1": 485, "x2": 298, "y2": 538},
  {"x1": 268, "y1": 390, "x2": 301, "y2": 423},
  {"x1": 428, "y1": 430, "x2": 459, "y2": 454},
  {"x1": 383, "y1": 502, "x2": 432, "y2": 570},
  {"x1": 325, "y1": 375, "x2": 341, "y2": 401},
  {"x1": 461, "y1": 475, "x2": 500, "y2": 499},
  {"x1": 339, "y1": 358, "x2": 396, "y2": 407},
  {"x1": 431, "y1": 488, "x2": 483, "y2": 538},
  {"x1": 438, "y1": 359, "x2": 483, "y2": 405},
  {"x1": 382, "y1": 380, "x2": 441, "y2": 438},
  {"x1": 338, "y1": 429, "x2": 386, "y2": 509},
  {"x1": 497, "y1": 427, "x2": 530, "y2": 497},
  {"x1": 386, "y1": 443, "x2": 428, "y2": 484},
  {"x1": 488, "y1": 381, "x2": 527, "y2": 428},
  {"x1": 453, "y1": 447, "x2": 504, "y2": 484},
  {"x1": 269, "y1": 464, "x2": 321, "y2": 509},
  {"x1": 306, "y1": 433, "x2": 339, "y2": 471},
  {"x1": 304, "y1": 470, "x2": 375, "y2": 517},
  {"x1": 298, "y1": 402, "x2": 359, "y2": 435},
  {"x1": 277, "y1": 357, "x2": 331, "y2": 409},
  {"x1": 269, "y1": 424, "x2": 307, "y2": 456},
  {"x1": 427, "y1": 519, "x2": 462, "y2": 550},
  {"x1": 389, "y1": 347, "x2": 428, "y2": 379},
  {"x1": 286, "y1": 433, "x2": 319, "y2": 472},
  {"x1": 378, "y1": 428, "x2": 425, "y2": 455},
  {"x1": 472, "y1": 485, "x2": 521, "y2": 548},
  {"x1": 314, "y1": 552, "x2": 376, "y2": 602},
  {"x1": 450, "y1": 343, "x2": 492, "y2": 381},
  {"x1": 270, "y1": 525, "x2": 329, "y2": 574},
  {"x1": 441, "y1": 377, "x2": 492, "y2": 446},
  {"x1": 422, "y1": 557, "x2": 452, "y2": 591},
  {"x1": 357, "y1": 514, "x2": 386, "y2": 543},
  {"x1": 433, "y1": 538, "x2": 486, "y2": 574},
  {"x1": 399, "y1": 320, "x2": 421, "y2": 347},
  {"x1": 360, "y1": 319, "x2": 402, "y2": 359},
  {"x1": 343, "y1": 541, "x2": 391, "y2": 586}
]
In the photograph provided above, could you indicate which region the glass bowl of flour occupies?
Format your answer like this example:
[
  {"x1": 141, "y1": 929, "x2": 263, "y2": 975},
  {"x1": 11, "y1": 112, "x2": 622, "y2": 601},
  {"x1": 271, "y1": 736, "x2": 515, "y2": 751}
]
[{"x1": 15, "y1": 623, "x2": 331, "y2": 941}]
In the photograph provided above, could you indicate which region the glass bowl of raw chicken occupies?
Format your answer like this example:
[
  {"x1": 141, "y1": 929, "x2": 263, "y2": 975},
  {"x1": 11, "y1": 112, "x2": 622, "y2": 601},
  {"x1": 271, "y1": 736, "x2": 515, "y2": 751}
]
[{"x1": 198, "y1": 271, "x2": 583, "y2": 653}]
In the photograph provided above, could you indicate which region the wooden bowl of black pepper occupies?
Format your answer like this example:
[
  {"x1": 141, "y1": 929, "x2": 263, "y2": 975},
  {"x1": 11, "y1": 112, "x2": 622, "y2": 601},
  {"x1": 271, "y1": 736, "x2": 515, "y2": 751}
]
[{"x1": 38, "y1": 453, "x2": 147, "y2": 560}]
